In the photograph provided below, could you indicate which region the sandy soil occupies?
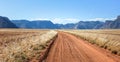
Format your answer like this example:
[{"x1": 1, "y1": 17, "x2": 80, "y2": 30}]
[{"x1": 45, "y1": 32, "x2": 120, "y2": 62}]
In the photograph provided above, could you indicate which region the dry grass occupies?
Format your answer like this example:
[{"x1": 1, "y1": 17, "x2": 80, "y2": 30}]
[
  {"x1": 63, "y1": 29, "x2": 120, "y2": 56},
  {"x1": 0, "y1": 29, "x2": 57, "y2": 62}
]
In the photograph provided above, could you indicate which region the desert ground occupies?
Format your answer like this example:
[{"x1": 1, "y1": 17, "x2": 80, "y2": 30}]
[{"x1": 0, "y1": 29, "x2": 120, "y2": 62}]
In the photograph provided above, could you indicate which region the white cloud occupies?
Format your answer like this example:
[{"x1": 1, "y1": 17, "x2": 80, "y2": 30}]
[
  {"x1": 30, "y1": 18, "x2": 80, "y2": 24},
  {"x1": 52, "y1": 18, "x2": 80, "y2": 24},
  {"x1": 29, "y1": 17, "x2": 115, "y2": 24},
  {"x1": 30, "y1": 18, "x2": 50, "y2": 21},
  {"x1": 86, "y1": 18, "x2": 115, "y2": 21}
]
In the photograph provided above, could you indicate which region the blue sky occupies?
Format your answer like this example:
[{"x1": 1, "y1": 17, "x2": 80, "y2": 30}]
[{"x1": 0, "y1": 0, "x2": 120, "y2": 24}]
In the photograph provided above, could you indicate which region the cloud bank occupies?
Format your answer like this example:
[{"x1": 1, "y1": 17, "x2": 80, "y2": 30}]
[{"x1": 30, "y1": 17, "x2": 115, "y2": 24}]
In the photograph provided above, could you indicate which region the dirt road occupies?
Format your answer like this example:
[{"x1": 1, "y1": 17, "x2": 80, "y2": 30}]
[{"x1": 45, "y1": 32, "x2": 120, "y2": 62}]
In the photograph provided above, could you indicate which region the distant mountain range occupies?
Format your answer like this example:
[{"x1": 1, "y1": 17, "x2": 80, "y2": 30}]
[
  {"x1": 12, "y1": 20, "x2": 58, "y2": 29},
  {"x1": 0, "y1": 16, "x2": 18, "y2": 28},
  {"x1": 0, "y1": 16, "x2": 120, "y2": 29},
  {"x1": 12, "y1": 20, "x2": 104, "y2": 29}
]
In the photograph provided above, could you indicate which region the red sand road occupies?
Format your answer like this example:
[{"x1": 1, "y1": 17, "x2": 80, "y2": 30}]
[{"x1": 45, "y1": 32, "x2": 120, "y2": 62}]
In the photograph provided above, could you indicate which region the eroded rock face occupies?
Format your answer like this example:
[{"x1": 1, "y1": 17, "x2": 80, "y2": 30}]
[
  {"x1": 11, "y1": 15, "x2": 120, "y2": 29},
  {"x1": 101, "y1": 15, "x2": 120, "y2": 29},
  {"x1": 12, "y1": 20, "x2": 58, "y2": 29},
  {"x1": 0, "y1": 16, "x2": 18, "y2": 28},
  {"x1": 110, "y1": 15, "x2": 120, "y2": 29},
  {"x1": 117, "y1": 15, "x2": 120, "y2": 20}
]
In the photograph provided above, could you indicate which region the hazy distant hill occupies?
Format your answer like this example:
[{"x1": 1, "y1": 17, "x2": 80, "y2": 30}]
[
  {"x1": 9, "y1": 15, "x2": 120, "y2": 29},
  {"x1": 109, "y1": 16, "x2": 120, "y2": 29},
  {"x1": 12, "y1": 20, "x2": 104, "y2": 29},
  {"x1": 101, "y1": 16, "x2": 120, "y2": 29},
  {"x1": 100, "y1": 20, "x2": 113, "y2": 29},
  {"x1": 12, "y1": 20, "x2": 58, "y2": 29},
  {"x1": 55, "y1": 23, "x2": 76, "y2": 29},
  {"x1": 0, "y1": 16, "x2": 18, "y2": 28},
  {"x1": 75, "y1": 21, "x2": 104, "y2": 29},
  {"x1": 55, "y1": 21, "x2": 104, "y2": 29}
]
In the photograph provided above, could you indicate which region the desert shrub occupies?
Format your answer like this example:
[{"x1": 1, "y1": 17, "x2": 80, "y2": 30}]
[
  {"x1": 0, "y1": 30, "x2": 57, "y2": 62},
  {"x1": 112, "y1": 50, "x2": 118, "y2": 54}
]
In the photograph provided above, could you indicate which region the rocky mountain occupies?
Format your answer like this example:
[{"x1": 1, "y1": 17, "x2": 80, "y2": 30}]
[
  {"x1": 75, "y1": 21, "x2": 104, "y2": 29},
  {"x1": 110, "y1": 16, "x2": 120, "y2": 29},
  {"x1": 12, "y1": 20, "x2": 58, "y2": 29},
  {"x1": 4, "y1": 15, "x2": 120, "y2": 29},
  {"x1": 0, "y1": 16, "x2": 18, "y2": 28},
  {"x1": 100, "y1": 20, "x2": 113, "y2": 29},
  {"x1": 55, "y1": 23, "x2": 76, "y2": 29},
  {"x1": 12, "y1": 20, "x2": 104, "y2": 29},
  {"x1": 101, "y1": 16, "x2": 120, "y2": 29}
]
